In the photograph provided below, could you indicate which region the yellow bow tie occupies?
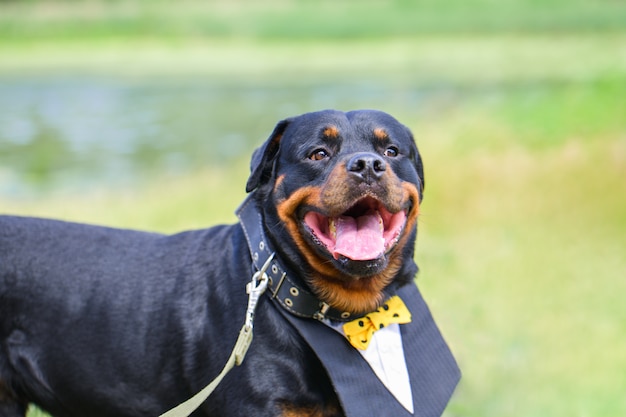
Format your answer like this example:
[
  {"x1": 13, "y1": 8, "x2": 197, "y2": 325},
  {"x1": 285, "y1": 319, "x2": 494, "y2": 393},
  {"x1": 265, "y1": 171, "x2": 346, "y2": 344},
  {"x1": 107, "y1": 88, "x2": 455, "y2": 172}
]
[{"x1": 342, "y1": 296, "x2": 412, "y2": 350}]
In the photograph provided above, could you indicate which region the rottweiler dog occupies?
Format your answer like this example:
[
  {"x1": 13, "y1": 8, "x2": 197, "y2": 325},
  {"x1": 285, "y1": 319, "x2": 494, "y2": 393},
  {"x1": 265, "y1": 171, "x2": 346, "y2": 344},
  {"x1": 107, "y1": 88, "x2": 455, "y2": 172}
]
[{"x1": 0, "y1": 110, "x2": 457, "y2": 417}]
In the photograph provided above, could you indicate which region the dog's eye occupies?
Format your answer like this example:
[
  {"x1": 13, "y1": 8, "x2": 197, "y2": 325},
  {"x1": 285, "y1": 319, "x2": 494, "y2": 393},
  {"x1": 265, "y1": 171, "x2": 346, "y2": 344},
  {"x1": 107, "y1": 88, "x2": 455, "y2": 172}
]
[
  {"x1": 309, "y1": 149, "x2": 330, "y2": 161},
  {"x1": 384, "y1": 146, "x2": 399, "y2": 157}
]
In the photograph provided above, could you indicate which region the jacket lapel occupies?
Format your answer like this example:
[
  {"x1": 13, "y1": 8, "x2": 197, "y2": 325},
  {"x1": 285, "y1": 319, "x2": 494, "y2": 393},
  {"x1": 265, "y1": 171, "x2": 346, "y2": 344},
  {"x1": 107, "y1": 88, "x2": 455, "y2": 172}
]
[{"x1": 275, "y1": 282, "x2": 460, "y2": 417}]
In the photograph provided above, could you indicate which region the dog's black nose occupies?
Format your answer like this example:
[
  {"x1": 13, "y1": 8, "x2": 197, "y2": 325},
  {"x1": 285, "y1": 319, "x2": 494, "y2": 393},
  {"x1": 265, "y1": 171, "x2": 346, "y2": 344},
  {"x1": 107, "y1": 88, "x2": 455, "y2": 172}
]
[{"x1": 347, "y1": 153, "x2": 387, "y2": 183}]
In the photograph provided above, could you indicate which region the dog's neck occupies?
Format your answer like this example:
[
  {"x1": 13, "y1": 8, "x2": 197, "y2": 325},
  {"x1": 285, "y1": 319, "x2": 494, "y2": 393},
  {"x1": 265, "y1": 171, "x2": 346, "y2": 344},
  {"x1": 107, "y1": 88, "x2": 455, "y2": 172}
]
[{"x1": 237, "y1": 194, "x2": 387, "y2": 322}]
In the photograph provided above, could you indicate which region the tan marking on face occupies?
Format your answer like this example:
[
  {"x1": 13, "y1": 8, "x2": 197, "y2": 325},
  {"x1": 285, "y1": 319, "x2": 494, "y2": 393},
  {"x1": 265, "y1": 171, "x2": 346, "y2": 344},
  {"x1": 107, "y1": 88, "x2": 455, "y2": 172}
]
[
  {"x1": 322, "y1": 125, "x2": 339, "y2": 139},
  {"x1": 276, "y1": 186, "x2": 345, "y2": 280},
  {"x1": 373, "y1": 127, "x2": 389, "y2": 140},
  {"x1": 280, "y1": 402, "x2": 341, "y2": 417},
  {"x1": 275, "y1": 161, "x2": 421, "y2": 313},
  {"x1": 311, "y1": 177, "x2": 420, "y2": 313},
  {"x1": 319, "y1": 162, "x2": 411, "y2": 216},
  {"x1": 316, "y1": 183, "x2": 420, "y2": 312},
  {"x1": 273, "y1": 174, "x2": 286, "y2": 194}
]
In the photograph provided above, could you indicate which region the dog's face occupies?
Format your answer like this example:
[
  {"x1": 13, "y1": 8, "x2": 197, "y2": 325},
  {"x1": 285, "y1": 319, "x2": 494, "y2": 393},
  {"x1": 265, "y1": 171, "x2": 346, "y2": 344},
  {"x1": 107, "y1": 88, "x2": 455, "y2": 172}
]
[{"x1": 246, "y1": 110, "x2": 424, "y2": 313}]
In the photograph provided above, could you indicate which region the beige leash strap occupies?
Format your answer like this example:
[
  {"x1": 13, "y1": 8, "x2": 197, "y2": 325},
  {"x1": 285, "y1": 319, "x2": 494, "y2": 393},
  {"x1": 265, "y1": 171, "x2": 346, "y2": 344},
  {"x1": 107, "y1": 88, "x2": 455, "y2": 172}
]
[
  {"x1": 159, "y1": 325, "x2": 252, "y2": 417},
  {"x1": 159, "y1": 254, "x2": 273, "y2": 417}
]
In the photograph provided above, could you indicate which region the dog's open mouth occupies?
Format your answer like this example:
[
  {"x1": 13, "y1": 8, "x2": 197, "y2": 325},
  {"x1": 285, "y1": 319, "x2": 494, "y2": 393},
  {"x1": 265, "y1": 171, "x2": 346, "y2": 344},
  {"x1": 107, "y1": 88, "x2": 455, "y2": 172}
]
[{"x1": 303, "y1": 197, "x2": 407, "y2": 262}]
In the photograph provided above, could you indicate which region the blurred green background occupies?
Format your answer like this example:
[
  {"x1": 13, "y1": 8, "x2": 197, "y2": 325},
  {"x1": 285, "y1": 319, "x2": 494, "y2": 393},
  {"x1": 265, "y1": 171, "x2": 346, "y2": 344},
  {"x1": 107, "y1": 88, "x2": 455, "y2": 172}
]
[{"x1": 1, "y1": 1, "x2": 625, "y2": 416}]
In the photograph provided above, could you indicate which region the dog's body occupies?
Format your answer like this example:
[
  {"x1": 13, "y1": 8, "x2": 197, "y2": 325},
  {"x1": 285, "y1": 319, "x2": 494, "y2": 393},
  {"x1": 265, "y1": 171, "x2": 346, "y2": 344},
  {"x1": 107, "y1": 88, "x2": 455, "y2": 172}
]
[
  {"x1": 1, "y1": 110, "x2": 458, "y2": 417},
  {"x1": 1, "y1": 217, "x2": 337, "y2": 416}
]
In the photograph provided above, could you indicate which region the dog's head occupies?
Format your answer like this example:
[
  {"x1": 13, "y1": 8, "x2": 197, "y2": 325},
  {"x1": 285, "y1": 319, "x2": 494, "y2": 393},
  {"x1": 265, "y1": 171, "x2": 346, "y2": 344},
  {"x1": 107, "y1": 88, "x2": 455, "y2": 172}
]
[{"x1": 246, "y1": 110, "x2": 424, "y2": 314}]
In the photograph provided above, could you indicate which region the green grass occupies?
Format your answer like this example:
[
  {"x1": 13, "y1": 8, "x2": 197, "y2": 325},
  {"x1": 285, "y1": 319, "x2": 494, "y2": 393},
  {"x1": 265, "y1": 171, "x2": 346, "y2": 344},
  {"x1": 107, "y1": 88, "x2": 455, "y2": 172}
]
[
  {"x1": 1, "y1": 0, "x2": 626, "y2": 42},
  {"x1": 2, "y1": 33, "x2": 626, "y2": 82},
  {"x1": 26, "y1": 407, "x2": 49, "y2": 417},
  {"x1": 420, "y1": 138, "x2": 626, "y2": 416}
]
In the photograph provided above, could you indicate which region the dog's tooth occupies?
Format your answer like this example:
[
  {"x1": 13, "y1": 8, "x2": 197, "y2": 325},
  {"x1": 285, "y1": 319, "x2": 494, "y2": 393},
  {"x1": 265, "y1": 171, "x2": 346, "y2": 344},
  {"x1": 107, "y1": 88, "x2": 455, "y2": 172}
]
[{"x1": 329, "y1": 218, "x2": 336, "y2": 239}]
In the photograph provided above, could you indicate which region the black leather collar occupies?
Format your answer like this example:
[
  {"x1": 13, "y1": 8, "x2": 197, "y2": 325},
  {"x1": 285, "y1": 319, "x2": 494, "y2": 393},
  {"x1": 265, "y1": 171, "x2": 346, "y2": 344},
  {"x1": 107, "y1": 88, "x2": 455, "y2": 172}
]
[{"x1": 237, "y1": 195, "x2": 360, "y2": 322}]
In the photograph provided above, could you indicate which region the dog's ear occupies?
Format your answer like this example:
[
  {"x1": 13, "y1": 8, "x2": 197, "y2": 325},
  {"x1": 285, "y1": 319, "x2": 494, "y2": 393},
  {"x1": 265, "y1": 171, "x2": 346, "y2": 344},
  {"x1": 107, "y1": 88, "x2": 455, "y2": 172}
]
[
  {"x1": 246, "y1": 119, "x2": 291, "y2": 193},
  {"x1": 414, "y1": 147, "x2": 425, "y2": 199},
  {"x1": 404, "y1": 126, "x2": 425, "y2": 200}
]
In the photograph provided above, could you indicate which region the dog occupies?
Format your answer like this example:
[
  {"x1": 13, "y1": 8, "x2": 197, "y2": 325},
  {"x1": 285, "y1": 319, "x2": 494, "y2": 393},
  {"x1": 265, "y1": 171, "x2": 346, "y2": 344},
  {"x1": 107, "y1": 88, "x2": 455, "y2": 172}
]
[{"x1": 0, "y1": 110, "x2": 459, "y2": 417}]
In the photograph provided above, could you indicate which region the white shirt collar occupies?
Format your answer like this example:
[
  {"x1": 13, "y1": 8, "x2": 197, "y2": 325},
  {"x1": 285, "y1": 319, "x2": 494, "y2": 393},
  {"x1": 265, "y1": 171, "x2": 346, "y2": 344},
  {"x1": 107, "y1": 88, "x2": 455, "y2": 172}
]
[{"x1": 323, "y1": 320, "x2": 414, "y2": 413}]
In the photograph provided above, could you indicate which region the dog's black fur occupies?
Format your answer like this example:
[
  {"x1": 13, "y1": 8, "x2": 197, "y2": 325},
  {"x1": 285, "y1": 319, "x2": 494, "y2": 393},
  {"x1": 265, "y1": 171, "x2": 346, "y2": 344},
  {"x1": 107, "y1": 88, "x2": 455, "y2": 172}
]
[{"x1": 0, "y1": 110, "x2": 425, "y2": 417}]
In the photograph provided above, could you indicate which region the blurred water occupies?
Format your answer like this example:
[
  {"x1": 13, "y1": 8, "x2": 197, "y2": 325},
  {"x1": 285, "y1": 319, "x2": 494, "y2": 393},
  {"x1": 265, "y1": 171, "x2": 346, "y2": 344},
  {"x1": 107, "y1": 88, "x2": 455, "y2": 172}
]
[{"x1": 0, "y1": 75, "x2": 436, "y2": 196}]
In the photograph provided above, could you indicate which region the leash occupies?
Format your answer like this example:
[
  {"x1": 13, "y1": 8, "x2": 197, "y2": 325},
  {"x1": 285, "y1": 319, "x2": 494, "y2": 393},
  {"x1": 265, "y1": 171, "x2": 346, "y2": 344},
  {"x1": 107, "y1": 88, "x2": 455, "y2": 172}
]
[{"x1": 158, "y1": 254, "x2": 274, "y2": 417}]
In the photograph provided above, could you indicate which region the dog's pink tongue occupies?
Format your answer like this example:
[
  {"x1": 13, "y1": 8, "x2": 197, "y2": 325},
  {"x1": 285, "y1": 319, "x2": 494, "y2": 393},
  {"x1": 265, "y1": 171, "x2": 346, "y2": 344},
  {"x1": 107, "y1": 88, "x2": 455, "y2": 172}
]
[{"x1": 333, "y1": 212, "x2": 384, "y2": 260}]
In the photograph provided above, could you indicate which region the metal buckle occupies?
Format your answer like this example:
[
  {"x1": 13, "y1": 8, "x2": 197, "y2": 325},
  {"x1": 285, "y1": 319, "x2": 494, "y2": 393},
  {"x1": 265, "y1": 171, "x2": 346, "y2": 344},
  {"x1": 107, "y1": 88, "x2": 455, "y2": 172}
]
[
  {"x1": 245, "y1": 252, "x2": 274, "y2": 330},
  {"x1": 313, "y1": 302, "x2": 331, "y2": 321}
]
